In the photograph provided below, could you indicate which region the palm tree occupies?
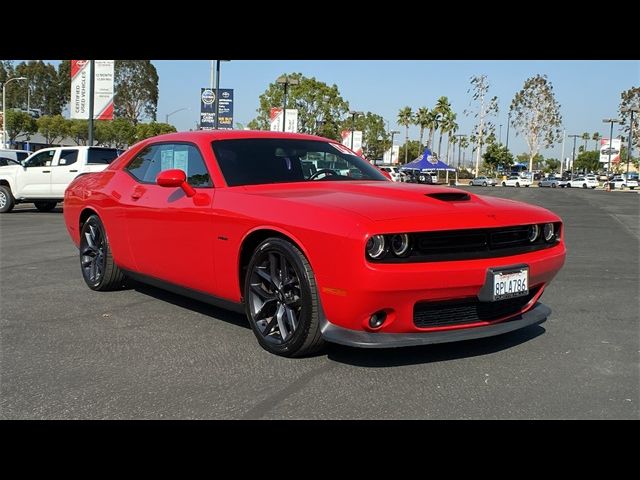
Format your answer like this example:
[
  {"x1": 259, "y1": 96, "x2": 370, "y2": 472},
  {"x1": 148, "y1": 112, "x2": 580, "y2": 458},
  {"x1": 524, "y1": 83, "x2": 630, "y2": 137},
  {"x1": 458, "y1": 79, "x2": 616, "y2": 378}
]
[
  {"x1": 413, "y1": 107, "x2": 430, "y2": 151},
  {"x1": 581, "y1": 132, "x2": 590, "y2": 153},
  {"x1": 443, "y1": 111, "x2": 458, "y2": 166},
  {"x1": 592, "y1": 132, "x2": 601, "y2": 151},
  {"x1": 435, "y1": 96, "x2": 451, "y2": 158},
  {"x1": 459, "y1": 136, "x2": 470, "y2": 168},
  {"x1": 398, "y1": 106, "x2": 413, "y2": 163},
  {"x1": 425, "y1": 109, "x2": 440, "y2": 151}
]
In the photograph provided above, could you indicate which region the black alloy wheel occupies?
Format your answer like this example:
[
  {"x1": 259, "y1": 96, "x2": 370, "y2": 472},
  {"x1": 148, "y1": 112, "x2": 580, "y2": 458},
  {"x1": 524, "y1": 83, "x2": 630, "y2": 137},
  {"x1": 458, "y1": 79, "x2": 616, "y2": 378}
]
[
  {"x1": 79, "y1": 214, "x2": 126, "y2": 291},
  {"x1": 245, "y1": 238, "x2": 324, "y2": 357}
]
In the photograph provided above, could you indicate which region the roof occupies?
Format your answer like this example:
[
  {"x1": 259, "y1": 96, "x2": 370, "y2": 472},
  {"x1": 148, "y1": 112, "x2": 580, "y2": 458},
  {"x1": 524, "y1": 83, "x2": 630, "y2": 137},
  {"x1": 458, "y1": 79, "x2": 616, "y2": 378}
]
[{"x1": 148, "y1": 129, "x2": 335, "y2": 143}]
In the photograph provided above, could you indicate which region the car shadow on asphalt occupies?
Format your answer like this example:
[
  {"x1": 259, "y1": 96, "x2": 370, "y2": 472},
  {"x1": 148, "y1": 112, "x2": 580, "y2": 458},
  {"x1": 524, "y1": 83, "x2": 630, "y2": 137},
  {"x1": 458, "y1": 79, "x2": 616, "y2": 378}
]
[
  {"x1": 325, "y1": 325, "x2": 545, "y2": 367},
  {"x1": 128, "y1": 280, "x2": 250, "y2": 330}
]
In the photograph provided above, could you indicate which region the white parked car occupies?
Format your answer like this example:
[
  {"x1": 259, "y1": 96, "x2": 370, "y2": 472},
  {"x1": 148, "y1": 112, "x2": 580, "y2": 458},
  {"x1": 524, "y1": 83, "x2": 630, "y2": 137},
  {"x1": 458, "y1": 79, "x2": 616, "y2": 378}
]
[
  {"x1": 379, "y1": 165, "x2": 402, "y2": 182},
  {"x1": 501, "y1": 175, "x2": 532, "y2": 187},
  {"x1": 609, "y1": 176, "x2": 638, "y2": 190},
  {"x1": 469, "y1": 176, "x2": 497, "y2": 187},
  {"x1": 567, "y1": 176, "x2": 599, "y2": 189},
  {"x1": 0, "y1": 146, "x2": 122, "y2": 213}
]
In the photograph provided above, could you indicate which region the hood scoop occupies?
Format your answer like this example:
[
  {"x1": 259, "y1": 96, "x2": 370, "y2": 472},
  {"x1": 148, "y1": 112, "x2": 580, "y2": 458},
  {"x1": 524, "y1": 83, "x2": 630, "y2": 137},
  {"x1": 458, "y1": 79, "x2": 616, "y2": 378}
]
[{"x1": 425, "y1": 192, "x2": 471, "y2": 202}]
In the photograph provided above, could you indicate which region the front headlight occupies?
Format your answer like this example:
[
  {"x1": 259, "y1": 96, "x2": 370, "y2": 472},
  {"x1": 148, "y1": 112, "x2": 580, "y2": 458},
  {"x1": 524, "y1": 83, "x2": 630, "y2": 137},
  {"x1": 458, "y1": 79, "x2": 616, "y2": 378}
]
[
  {"x1": 391, "y1": 234, "x2": 410, "y2": 256},
  {"x1": 543, "y1": 223, "x2": 555, "y2": 242},
  {"x1": 366, "y1": 235, "x2": 386, "y2": 259},
  {"x1": 528, "y1": 224, "x2": 539, "y2": 242}
]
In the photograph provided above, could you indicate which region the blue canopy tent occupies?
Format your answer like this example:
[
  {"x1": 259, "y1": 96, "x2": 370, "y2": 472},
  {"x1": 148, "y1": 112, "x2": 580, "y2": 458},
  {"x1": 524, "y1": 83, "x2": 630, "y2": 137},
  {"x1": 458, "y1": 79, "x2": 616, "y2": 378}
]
[{"x1": 400, "y1": 148, "x2": 455, "y2": 172}]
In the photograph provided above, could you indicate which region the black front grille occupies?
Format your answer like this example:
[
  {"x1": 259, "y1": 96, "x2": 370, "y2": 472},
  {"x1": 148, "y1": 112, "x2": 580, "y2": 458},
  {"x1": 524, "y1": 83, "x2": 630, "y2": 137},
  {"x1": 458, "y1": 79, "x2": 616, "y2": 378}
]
[{"x1": 413, "y1": 287, "x2": 540, "y2": 328}]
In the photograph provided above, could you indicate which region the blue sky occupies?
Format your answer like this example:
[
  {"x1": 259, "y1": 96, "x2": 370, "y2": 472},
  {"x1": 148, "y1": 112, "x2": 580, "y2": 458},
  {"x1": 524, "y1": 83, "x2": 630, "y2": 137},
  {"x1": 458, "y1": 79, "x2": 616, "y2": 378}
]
[{"x1": 44, "y1": 60, "x2": 640, "y2": 161}]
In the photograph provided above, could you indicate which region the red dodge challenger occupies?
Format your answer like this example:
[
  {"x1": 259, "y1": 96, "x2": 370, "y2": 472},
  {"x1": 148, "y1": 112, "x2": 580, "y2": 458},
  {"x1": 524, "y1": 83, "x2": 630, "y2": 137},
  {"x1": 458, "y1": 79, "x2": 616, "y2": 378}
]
[{"x1": 64, "y1": 131, "x2": 566, "y2": 357}]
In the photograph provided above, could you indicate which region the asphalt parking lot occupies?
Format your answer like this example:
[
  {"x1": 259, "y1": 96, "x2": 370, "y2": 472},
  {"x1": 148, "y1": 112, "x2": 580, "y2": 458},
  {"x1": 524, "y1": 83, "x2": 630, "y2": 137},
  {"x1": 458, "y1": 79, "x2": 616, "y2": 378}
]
[{"x1": 1, "y1": 187, "x2": 638, "y2": 419}]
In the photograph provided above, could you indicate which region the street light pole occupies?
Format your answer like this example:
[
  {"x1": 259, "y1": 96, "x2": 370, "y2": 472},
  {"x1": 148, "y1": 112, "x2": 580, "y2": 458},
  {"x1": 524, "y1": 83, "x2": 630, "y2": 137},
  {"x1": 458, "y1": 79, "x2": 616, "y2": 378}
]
[
  {"x1": 165, "y1": 107, "x2": 190, "y2": 125},
  {"x1": 214, "y1": 60, "x2": 230, "y2": 130},
  {"x1": 276, "y1": 75, "x2": 299, "y2": 132},
  {"x1": 602, "y1": 118, "x2": 621, "y2": 177},
  {"x1": 2, "y1": 76, "x2": 27, "y2": 148},
  {"x1": 389, "y1": 130, "x2": 400, "y2": 164},
  {"x1": 348, "y1": 110, "x2": 363, "y2": 150},
  {"x1": 621, "y1": 107, "x2": 639, "y2": 175},
  {"x1": 505, "y1": 112, "x2": 511, "y2": 150},
  {"x1": 568, "y1": 134, "x2": 580, "y2": 177},
  {"x1": 499, "y1": 124, "x2": 502, "y2": 145}
]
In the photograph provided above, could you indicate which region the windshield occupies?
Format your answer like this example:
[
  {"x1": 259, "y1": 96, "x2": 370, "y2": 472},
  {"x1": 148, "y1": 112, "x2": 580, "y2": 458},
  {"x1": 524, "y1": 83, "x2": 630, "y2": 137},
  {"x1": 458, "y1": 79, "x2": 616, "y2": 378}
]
[{"x1": 211, "y1": 138, "x2": 387, "y2": 187}]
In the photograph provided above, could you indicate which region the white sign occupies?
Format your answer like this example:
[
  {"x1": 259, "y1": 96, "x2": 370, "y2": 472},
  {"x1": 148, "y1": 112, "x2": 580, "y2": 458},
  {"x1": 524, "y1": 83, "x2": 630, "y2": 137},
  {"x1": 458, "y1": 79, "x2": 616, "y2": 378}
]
[
  {"x1": 269, "y1": 108, "x2": 298, "y2": 133},
  {"x1": 70, "y1": 60, "x2": 114, "y2": 120},
  {"x1": 383, "y1": 145, "x2": 400, "y2": 164},
  {"x1": 599, "y1": 138, "x2": 622, "y2": 164},
  {"x1": 341, "y1": 130, "x2": 363, "y2": 156}
]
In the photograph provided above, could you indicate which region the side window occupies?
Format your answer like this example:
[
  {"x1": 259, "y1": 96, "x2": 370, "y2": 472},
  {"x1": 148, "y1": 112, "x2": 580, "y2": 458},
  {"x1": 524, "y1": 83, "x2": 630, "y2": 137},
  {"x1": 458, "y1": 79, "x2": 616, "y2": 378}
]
[
  {"x1": 25, "y1": 150, "x2": 55, "y2": 167},
  {"x1": 58, "y1": 150, "x2": 78, "y2": 166},
  {"x1": 125, "y1": 143, "x2": 212, "y2": 187},
  {"x1": 16, "y1": 152, "x2": 30, "y2": 162}
]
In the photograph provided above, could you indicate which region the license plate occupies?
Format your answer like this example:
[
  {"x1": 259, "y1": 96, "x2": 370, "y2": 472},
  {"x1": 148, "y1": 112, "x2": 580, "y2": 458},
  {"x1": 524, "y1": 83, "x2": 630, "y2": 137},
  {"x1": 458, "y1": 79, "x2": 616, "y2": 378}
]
[{"x1": 492, "y1": 268, "x2": 528, "y2": 301}]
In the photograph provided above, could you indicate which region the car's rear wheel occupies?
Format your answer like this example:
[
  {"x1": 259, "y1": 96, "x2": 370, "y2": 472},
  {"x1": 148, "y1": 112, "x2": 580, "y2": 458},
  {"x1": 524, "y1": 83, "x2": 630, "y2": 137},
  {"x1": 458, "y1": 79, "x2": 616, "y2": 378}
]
[
  {"x1": 0, "y1": 185, "x2": 15, "y2": 213},
  {"x1": 79, "y1": 214, "x2": 126, "y2": 291},
  {"x1": 552, "y1": 183, "x2": 557, "y2": 188},
  {"x1": 582, "y1": 183, "x2": 587, "y2": 189},
  {"x1": 34, "y1": 201, "x2": 57, "y2": 212},
  {"x1": 244, "y1": 237, "x2": 324, "y2": 357},
  {"x1": 502, "y1": 182, "x2": 506, "y2": 187},
  {"x1": 482, "y1": 182, "x2": 487, "y2": 187},
  {"x1": 516, "y1": 182, "x2": 520, "y2": 187}
]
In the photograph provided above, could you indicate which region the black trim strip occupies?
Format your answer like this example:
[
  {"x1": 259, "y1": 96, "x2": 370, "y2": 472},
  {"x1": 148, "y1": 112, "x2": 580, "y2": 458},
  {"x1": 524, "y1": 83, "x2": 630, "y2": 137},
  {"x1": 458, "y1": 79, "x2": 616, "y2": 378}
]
[{"x1": 122, "y1": 269, "x2": 245, "y2": 314}]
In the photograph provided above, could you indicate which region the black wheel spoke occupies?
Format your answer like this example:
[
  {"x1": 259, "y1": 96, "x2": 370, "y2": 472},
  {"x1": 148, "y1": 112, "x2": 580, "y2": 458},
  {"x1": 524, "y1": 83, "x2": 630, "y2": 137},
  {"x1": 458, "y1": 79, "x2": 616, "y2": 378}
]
[
  {"x1": 262, "y1": 316, "x2": 278, "y2": 336},
  {"x1": 255, "y1": 266, "x2": 272, "y2": 285},
  {"x1": 275, "y1": 304, "x2": 288, "y2": 340},
  {"x1": 250, "y1": 283, "x2": 275, "y2": 301},
  {"x1": 254, "y1": 297, "x2": 277, "y2": 320},
  {"x1": 279, "y1": 253, "x2": 288, "y2": 284},
  {"x1": 284, "y1": 305, "x2": 297, "y2": 332},
  {"x1": 269, "y1": 253, "x2": 279, "y2": 289}
]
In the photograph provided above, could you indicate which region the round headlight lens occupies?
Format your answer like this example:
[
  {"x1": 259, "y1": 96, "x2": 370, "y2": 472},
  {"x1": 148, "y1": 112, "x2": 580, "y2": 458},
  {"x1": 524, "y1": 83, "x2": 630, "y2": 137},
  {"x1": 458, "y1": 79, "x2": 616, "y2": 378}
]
[
  {"x1": 528, "y1": 224, "x2": 540, "y2": 242},
  {"x1": 543, "y1": 223, "x2": 555, "y2": 242},
  {"x1": 366, "y1": 235, "x2": 386, "y2": 259},
  {"x1": 391, "y1": 234, "x2": 410, "y2": 256}
]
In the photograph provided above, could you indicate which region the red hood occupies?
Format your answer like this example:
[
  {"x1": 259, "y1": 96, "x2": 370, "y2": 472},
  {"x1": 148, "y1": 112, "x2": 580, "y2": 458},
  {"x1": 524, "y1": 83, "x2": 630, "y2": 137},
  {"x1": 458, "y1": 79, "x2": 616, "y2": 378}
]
[{"x1": 240, "y1": 181, "x2": 560, "y2": 230}]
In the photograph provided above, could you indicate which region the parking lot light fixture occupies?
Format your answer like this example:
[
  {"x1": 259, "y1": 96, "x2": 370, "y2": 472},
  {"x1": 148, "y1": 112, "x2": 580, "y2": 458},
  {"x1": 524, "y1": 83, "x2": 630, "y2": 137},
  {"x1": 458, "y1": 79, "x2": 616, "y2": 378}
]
[
  {"x1": 568, "y1": 134, "x2": 580, "y2": 177},
  {"x1": 276, "y1": 75, "x2": 299, "y2": 132},
  {"x1": 2, "y1": 76, "x2": 27, "y2": 148},
  {"x1": 602, "y1": 118, "x2": 621, "y2": 177},
  {"x1": 348, "y1": 110, "x2": 364, "y2": 150}
]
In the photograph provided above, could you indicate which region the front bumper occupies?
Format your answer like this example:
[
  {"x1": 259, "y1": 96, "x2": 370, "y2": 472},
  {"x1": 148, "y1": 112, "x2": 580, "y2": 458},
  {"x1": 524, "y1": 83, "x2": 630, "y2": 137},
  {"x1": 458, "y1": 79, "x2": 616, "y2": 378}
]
[{"x1": 320, "y1": 302, "x2": 549, "y2": 348}]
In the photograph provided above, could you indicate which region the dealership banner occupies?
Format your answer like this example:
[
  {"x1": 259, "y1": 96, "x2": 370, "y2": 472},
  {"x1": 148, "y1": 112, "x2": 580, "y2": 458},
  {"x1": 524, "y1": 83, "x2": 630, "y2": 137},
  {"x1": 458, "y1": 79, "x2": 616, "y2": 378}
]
[
  {"x1": 383, "y1": 145, "x2": 400, "y2": 164},
  {"x1": 599, "y1": 137, "x2": 622, "y2": 164},
  {"x1": 70, "y1": 60, "x2": 114, "y2": 120},
  {"x1": 200, "y1": 88, "x2": 216, "y2": 129},
  {"x1": 200, "y1": 88, "x2": 234, "y2": 130},
  {"x1": 341, "y1": 130, "x2": 363, "y2": 156},
  {"x1": 269, "y1": 108, "x2": 298, "y2": 132}
]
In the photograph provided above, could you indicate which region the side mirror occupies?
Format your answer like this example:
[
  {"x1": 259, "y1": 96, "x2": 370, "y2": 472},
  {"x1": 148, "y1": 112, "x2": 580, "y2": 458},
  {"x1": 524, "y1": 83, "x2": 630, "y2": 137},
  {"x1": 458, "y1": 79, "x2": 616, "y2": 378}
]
[{"x1": 156, "y1": 169, "x2": 196, "y2": 197}]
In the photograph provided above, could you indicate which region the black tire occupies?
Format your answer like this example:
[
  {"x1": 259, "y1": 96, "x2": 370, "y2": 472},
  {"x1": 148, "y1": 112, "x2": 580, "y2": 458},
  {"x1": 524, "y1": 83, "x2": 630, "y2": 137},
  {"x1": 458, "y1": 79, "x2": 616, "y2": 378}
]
[
  {"x1": 502, "y1": 182, "x2": 506, "y2": 187},
  {"x1": 621, "y1": 184, "x2": 626, "y2": 189},
  {"x1": 582, "y1": 183, "x2": 587, "y2": 189},
  {"x1": 79, "y1": 214, "x2": 126, "y2": 291},
  {"x1": 516, "y1": 182, "x2": 520, "y2": 187},
  {"x1": 244, "y1": 237, "x2": 324, "y2": 357},
  {"x1": 552, "y1": 183, "x2": 557, "y2": 188},
  {"x1": 34, "y1": 201, "x2": 57, "y2": 212},
  {"x1": 0, "y1": 185, "x2": 15, "y2": 213},
  {"x1": 482, "y1": 182, "x2": 487, "y2": 187}
]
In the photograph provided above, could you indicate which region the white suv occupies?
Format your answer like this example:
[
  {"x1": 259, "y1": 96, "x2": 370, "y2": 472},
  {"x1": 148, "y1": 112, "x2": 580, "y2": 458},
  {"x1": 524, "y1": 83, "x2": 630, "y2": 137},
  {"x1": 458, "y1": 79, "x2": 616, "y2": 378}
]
[
  {"x1": 567, "y1": 176, "x2": 599, "y2": 188},
  {"x1": 379, "y1": 166, "x2": 401, "y2": 182}
]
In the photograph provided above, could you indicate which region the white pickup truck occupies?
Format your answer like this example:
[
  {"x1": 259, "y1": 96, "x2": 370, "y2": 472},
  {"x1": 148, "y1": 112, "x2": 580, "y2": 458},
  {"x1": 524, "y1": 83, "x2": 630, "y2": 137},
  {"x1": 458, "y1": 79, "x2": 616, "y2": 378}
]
[{"x1": 0, "y1": 146, "x2": 122, "y2": 213}]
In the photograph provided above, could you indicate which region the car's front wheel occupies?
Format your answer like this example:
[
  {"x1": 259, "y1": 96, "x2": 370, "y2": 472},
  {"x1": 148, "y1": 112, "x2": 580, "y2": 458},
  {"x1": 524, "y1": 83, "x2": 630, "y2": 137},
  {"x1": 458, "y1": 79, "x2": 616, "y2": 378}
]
[
  {"x1": 502, "y1": 182, "x2": 506, "y2": 187},
  {"x1": 516, "y1": 182, "x2": 520, "y2": 187},
  {"x1": 34, "y1": 201, "x2": 57, "y2": 212},
  {"x1": 0, "y1": 185, "x2": 15, "y2": 213},
  {"x1": 79, "y1": 214, "x2": 126, "y2": 291},
  {"x1": 482, "y1": 182, "x2": 487, "y2": 187},
  {"x1": 244, "y1": 237, "x2": 324, "y2": 357}
]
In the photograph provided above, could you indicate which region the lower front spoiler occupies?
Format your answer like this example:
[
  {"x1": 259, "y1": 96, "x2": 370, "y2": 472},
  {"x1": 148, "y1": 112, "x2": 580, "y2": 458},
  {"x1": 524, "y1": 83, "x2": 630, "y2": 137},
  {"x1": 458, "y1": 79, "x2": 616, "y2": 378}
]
[{"x1": 320, "y1": 302, "x2": 550, "y2": 348}]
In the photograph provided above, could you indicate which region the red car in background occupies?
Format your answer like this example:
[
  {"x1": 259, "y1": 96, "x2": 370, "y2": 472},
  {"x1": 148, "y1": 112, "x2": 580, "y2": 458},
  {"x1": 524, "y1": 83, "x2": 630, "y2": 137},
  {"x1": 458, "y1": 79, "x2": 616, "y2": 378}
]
[{"x1": 64, "y1": 131, "x2": 566, "y2": 357}]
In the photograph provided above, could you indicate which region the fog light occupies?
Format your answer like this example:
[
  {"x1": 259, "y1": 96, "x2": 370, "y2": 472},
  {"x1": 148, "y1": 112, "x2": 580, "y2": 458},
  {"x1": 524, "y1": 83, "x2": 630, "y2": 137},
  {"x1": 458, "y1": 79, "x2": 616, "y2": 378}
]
[
  {"x1": 366, "y1": 235, "x2": 386, "y2": 259},
  {"x1": 369, "y1": 310, "x2": 387, "y2": 329},
  {"x1": 528, "y1": 224, "x2": 539, "y2": 242},
  {"x1": 543, "y1": 223, "x2": 555, "y2": 242}
]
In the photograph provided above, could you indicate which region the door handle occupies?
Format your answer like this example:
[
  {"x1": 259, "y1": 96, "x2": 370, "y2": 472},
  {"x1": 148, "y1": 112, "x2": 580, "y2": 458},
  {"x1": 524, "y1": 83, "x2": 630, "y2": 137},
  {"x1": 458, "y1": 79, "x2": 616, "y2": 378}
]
[
  {"x1": 70, "y1": 169, "x2": 78, "y2": 172},
  {"x1": 42, "y1": 170, "x2": 51, "y2": 173}
]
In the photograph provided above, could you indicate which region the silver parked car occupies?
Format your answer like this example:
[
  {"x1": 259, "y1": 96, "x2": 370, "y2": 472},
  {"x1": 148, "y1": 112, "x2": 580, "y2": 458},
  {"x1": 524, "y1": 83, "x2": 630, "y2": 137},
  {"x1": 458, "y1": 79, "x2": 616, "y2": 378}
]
[
  {"x1": 469, "y1": 176, "x2": 497, "y2": 187},
  {"x1": 539, "y1": 175, "x2": 561, "y2": 188}
]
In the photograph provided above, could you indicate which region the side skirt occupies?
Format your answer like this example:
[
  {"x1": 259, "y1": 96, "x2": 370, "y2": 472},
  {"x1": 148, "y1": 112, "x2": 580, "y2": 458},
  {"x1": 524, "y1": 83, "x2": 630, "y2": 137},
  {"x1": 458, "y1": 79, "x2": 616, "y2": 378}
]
[{"x1": 122, "y1": 269, "x2": 245, "y2": 314}]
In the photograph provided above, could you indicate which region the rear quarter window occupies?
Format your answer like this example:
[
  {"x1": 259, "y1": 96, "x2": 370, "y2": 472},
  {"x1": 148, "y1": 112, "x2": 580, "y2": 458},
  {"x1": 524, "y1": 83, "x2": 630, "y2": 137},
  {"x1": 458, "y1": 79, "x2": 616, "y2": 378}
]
[{"x1": 87, "y1": 148, "x2": 122, "y2": 164}]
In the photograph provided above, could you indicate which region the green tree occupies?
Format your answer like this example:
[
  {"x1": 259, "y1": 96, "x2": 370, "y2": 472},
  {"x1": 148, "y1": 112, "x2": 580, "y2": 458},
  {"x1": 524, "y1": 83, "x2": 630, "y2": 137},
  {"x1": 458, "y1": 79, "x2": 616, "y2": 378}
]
[
  {"x1": 110, "y1": 118, "x2": 137, "y2": 148},
  {"x1": 114, "y1": 60, "x2": 159, "y2": 123},
  {"x1": 413, "y1": 107, "x2": 430, "y2": 151},
  {"x1": 425, "y1": 109, "x2": 440, "y2": 150},
  {"x1": 249, "y1": 73, "x2": 349, "y2": 140},
  {"x1": 399, "y1": 140, "x2": 422, "y2": 164},
  {"x1": 397, "y1": 106, "x2": 413, "y2": 163},
  {"x1": 5, "y1": 110, "x2": 37, "y2": 146},
  {"x1": 580, "y1": 132, "x2": 589, "y2": 153},
  {"x1": 342, "y1": 111, "x2": 387, "y2": 160},
  {"x1": 57, "y1": 60, "x2": 71, "y2": 110},
  {"x1": 482, "y1": 143, "x2": 514, "y2": 174},
  {"x1": 592, "y1": 132, "x2": 601, "y2": 151},
  {"x1": 69, "y1": 119, "x2": 89, "y2": 145},
  {"x1": 544, "y1": 158, "x2": 561, "y2": 173},
  {"x1": 516, "y1": 152, "x2": 544, "y2": 170},
  {"x1": 94, "y1": 120, "x2": 115, "y2": 146},
  {"x1": 37, "y1": 115, "x2": 69, "y2": 145},
  {"x1": 619, "y1": 86, "x2": 639, "y2": 151},
  {"x1": 574, "y1": 150, "x2": 600, "y2": 173},
  {"x1": 13, "y1": 61, "x2": 66, "y2": 115},
  {"x1": 510, "y1": 74, "x2": 563, "y2": 173},
  {"x1": 434, "y1": 96, "x2": 452, "y2": 158},
  {"x1": 465, "y1": 75, "x2": 499, "y2": 175},
  {"x1": 442, "y1": 111, "x2": 458, "y2": 165},
  {"x1": 135, "y1": 122, "x2": 177, "y2": 142}
]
